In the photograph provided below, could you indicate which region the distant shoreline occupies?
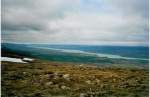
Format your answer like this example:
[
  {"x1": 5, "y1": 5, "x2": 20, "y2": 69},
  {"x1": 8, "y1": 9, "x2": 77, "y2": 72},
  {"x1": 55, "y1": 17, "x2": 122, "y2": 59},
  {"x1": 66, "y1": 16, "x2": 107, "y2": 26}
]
[{"x1": 1, "y1": 43, "x2": 149, "y2": 69}]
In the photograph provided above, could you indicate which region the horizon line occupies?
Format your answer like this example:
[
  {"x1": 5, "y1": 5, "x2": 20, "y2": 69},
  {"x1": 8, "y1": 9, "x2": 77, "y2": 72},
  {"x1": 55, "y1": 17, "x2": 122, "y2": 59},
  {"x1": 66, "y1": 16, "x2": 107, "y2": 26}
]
[{"x1": 2, "y1": 42, "x2": 149, "y2": 47}]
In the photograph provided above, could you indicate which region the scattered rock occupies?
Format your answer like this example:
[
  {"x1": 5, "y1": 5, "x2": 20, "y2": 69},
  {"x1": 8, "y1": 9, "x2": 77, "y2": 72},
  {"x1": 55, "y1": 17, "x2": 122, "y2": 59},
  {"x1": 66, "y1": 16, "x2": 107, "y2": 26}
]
[
  {"x1": 61, "y1": 85, "x2": 70, "y2": 90},
  {"x1": 54, "y1": 72, "x2": 58, "y2": 76},
  {"x1": 63, "y1": 74, "x2": 70, "y2": 80},
  {"x1": 80, "y1": 93, "x2": 87, "y2": 97},
  {"x1": 63, "y1": 74, "x2": 70, "y2": 78},
  {"x1": 45, "y1": 82, "x2": 53, "y2": 86},
  {"x1": 23, "y1": 72, "x2": 27, "y2": 75},
  {"x1": 95, "y1": 79, "x2": 100, "y2": 83},
  {"x1": 79, "y1": 64, "x2": 84, "y2": 67},
  {"x1": 113, "y1": 78, "x2": 116, "y2": 82},
  {"x1": 85, "y1": 80, "x2": 92, "y2": 84}
]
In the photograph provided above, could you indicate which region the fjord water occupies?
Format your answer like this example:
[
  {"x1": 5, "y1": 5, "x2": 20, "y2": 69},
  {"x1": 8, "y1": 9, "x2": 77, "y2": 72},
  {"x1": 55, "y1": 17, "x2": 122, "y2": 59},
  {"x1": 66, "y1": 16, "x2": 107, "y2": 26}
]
[
  {"x1": 2, "y1": 43, "x2": 149, "y2": 68},
  {"x1": 30, "y1": 44, "x2": 149, "y2": 59}
]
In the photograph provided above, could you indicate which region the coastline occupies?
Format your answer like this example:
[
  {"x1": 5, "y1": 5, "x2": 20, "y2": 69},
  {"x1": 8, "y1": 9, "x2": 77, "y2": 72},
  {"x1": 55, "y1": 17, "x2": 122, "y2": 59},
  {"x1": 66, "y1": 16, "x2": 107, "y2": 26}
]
[{"x1": 28, "y1": 45, "x2": 149, "y2": 61}]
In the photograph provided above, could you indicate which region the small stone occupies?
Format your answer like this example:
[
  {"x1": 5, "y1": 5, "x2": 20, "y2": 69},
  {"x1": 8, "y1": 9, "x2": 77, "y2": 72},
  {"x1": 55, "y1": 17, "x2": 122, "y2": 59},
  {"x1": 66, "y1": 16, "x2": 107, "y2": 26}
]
[
  {"x1": 85, "y1": 80, "x2": 92, "y2": 84},
  {"x1": 54, "y1": 72, "x2": 58, "y2": 76},
  {"x1": 61, "y1": 85, "x2": 66, "y2": 89},
  {"x1": 80, "y1": 93, "x2": 86, "y2": 97},
  {"x1": 63, "y1": 74, "x2": 70, "y2": 80},
  {"x1": 95, "y1": 79, "x2": 100, "y2": 83},
  {"x1": 63, "y1": 74, "x2": 70, "y2": 78},
  {"x1": 23, "y1": 72, "x2": 27, "y2": 75},
  {"x1": 79, "y1": 64, "x2": 84, "y2": 67},
  {"x1": 61, "y1": 85, "x2": 70, "y2": 90},
  {"x1": 113, "y1": 78, "x2": 116, "y2": 82},
  {"x1": 45, "y1": 82, "x2": 53, "y2": 86}
]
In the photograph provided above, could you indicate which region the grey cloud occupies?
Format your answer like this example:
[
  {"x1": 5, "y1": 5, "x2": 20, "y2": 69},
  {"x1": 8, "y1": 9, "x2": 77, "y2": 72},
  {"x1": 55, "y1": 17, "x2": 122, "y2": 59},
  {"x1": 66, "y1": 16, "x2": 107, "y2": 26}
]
[
  {"x1": 2, "y1": 0, "x2": 149, "y2": 46},
  {"x1": 2, "y1": 0, "x2": 79, "y2": 31}
]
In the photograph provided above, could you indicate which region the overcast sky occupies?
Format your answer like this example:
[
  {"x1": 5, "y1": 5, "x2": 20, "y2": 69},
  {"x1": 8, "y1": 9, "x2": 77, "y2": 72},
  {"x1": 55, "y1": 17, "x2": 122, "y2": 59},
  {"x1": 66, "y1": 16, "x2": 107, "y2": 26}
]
[{"x1": 2, "y1": 0, "x2": 149, "y2": 46}]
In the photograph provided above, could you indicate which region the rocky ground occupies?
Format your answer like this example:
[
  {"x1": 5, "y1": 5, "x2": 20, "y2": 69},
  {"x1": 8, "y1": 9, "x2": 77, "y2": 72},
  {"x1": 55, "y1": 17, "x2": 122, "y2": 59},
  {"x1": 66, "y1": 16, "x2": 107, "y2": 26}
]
[{"x1": 1, "y1": 59, "x2": 149, "y2": 97}]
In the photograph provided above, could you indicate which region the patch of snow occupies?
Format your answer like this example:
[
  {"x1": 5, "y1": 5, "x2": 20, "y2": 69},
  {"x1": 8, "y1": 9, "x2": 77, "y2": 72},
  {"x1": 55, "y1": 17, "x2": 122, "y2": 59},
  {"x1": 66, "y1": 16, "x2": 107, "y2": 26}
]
[
  {"x1": 1, "y1": 57, "x2": 27, "y2": 63},
  {"x1": 23, "y1": 58, "x2": 34, "y2": 61}
]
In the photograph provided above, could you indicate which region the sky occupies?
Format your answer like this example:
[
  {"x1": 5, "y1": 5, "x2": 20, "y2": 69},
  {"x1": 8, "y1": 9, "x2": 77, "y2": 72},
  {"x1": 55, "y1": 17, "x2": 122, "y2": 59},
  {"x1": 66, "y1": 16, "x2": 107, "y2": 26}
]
[{"x1": 2, "y1": 0, "x2": 149, "y2": 46}]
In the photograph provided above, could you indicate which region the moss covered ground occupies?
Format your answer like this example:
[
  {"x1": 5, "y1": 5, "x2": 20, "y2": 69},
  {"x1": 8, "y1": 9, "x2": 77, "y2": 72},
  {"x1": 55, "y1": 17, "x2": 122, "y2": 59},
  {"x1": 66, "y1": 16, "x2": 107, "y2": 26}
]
[{"x1": 1, "y1": 60, "x2": 149, "y2": 97}]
